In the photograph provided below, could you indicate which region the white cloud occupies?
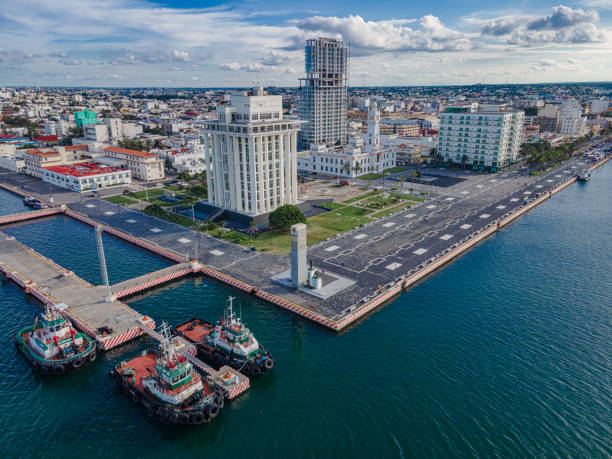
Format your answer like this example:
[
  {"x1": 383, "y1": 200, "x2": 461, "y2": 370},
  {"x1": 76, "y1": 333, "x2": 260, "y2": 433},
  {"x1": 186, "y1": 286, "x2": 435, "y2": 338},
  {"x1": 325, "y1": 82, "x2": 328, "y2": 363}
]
[
  {"x1": 480, "y1": 5, "x2": 606, "y2": 46},
  {"x1": 293, "y1": 14, "x2": 472, "y2": 53}
]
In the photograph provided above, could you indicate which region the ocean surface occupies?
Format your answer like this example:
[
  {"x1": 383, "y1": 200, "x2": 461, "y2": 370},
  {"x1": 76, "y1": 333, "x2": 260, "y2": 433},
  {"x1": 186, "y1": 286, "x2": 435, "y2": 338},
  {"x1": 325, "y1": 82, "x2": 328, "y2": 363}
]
[{"x1": 0, "y1": 162, "x2": 610, "y2": 458}]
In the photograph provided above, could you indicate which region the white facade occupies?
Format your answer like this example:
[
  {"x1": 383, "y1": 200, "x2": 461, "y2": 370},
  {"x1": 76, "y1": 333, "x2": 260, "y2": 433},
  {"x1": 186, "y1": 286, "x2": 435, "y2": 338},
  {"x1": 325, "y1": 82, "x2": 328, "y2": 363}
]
[
  {"x1": 44, "y1": 120, "x2": 72, "y2": 137},
  {"x1": 298, "y1": 37, "x2": 348, "y2": 149},
  {"x1": 297, "y1": 104, "x2": 395, "y2": 178},
  {"x1": 0, "y1": 145, "x2": 25, "y2": 171},
  {"x1": 42, "y1": 162, "x2": 131, "y2": 192},
  {"x1": 559, "y1": 98, "x2": 587, "y2": 137},
  {"x1": 202, "y1": 87, "x2": 301, "y2": 216},
  {"x1": 590, "y1": 99, "x2": 609, "y2": 115},
  {"x1": 438, "y1": 104, "x2": 524, "y2": 169},
  {"x1": 103, "y1": 146, "x2": 165, "y2": 182},
  {"x1": 85, "y1": 124, "x2": 110, "y2": 142}
]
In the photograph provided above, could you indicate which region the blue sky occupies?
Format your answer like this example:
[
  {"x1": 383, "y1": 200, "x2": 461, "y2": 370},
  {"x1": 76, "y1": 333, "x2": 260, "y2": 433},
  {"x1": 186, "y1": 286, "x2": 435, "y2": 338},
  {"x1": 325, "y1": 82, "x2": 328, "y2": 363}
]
[{"x1": 0, "y1": 0, "x2": 610, "y2": 87}]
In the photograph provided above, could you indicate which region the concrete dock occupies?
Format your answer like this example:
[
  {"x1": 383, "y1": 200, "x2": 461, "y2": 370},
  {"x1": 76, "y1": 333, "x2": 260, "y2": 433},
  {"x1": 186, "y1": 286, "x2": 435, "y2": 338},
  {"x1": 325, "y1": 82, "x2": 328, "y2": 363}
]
[
  {"x1": 0, "y1": 154, "x2": 609, "y2": 332},
  {"x1": 0, "y1": 231, "x2": 156, "y2": 350}
]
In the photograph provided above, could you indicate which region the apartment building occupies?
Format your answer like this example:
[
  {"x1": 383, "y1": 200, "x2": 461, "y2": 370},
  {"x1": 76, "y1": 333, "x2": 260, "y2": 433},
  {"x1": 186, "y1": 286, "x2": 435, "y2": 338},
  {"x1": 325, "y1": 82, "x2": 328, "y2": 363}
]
[{"x1": 438, "y1": 103, "x2": 524, "y2": 170}]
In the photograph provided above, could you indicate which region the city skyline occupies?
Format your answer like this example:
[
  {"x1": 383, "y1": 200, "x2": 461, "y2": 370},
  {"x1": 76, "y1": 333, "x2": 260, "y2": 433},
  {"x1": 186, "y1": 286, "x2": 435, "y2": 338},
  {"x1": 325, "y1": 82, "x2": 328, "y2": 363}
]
[{"x1": 0, "y1": 1, "x2": 611, "y2": 87}]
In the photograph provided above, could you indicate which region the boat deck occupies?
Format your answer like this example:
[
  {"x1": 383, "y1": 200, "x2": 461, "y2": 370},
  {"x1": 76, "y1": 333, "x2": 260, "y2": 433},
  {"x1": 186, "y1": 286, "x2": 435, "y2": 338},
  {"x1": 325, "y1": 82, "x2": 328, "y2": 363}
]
[{"x1": 175, "y1": 320, "x2": 213, "y2": 344}]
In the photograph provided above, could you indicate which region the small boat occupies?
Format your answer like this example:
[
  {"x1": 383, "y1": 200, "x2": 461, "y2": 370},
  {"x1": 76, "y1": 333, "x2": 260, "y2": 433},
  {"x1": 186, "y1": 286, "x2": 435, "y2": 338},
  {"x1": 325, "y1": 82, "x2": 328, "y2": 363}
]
[
  {"x1": 110, "y1": 324, "x2": 223, "y2": 425},
  {"x1": 23, "y1": 196, "x2": 36, "y2": 207},
  {"x1": 32, "y1": 200, "x2": 48, "y2": 209},
  {"x1": 173, "y1": 297, "x2": 274, "y2": 376},
  {"x1": 578, "y1": 169, "x2": 591, "y2": 181},
  {"x1": 15, "y1": 306, "x2": 97, "y2": 375}
]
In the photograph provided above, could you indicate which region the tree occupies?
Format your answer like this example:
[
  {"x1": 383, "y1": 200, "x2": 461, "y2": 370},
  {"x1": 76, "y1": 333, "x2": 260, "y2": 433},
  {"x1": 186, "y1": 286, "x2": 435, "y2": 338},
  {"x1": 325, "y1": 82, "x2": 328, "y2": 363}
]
[
  {"x1": 269, "y1": 204, "x2": 305, "y2": 232},
  {"x1": 249, "y1": 220, "x2": 256, "y2": 242},
  {"x1": 118, "y1": 137, "x2": 152, "y2": 152},
  {"x1": 461, "y1": 154, "x2": 468, "y2": 169},
  {"x1": 353, "y1": 161, "x2": 362, "y2": 177},
  {"x1": 189, "y1": 185, "x2": 207, "y2": 200},
  {"x1": 343, "y1": 161, "x2": 351, "y2": 176},
  {"x1": 399, "y1": 175, "x2": 405, "y2": 190},
  {"x1": 524, "y1": 107, "x2": 538, "y2": 116}
]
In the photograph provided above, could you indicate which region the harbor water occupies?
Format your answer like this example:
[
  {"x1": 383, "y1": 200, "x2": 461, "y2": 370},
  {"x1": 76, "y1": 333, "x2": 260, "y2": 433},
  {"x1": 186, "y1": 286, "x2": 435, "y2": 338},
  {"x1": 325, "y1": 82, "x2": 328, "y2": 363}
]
[{"x1": 0, "y1": 162, "x2": 610, "y2": 457}]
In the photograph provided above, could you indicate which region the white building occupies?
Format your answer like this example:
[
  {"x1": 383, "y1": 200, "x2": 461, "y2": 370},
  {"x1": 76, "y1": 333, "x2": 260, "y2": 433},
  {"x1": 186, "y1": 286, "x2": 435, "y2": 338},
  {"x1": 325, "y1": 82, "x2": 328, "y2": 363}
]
[
  {"x1": 559, "y1": 98, "x2": 587, "y2": 137},
  {"x1": 438, "y1": 104, "x2": 524, "y2": 170},
  {"x1": 103, "y1": 146, "x2": 165, "y2": 182},
  {"x1": 44, "y1": 120, "x2": 72, "y2": 137},
  {"x1": 158, "y1": 147, "x2": 206, "y2": 175},
  {"x1": 202, "y1": 86, "x2": 301, "y2": 216},
  {"x1": 0, "y1": 144, "x2": 25, "y2": 171},
  {"x1": 590, "y1": 99, "x2": 609, "y2": 115},
  {"x1": 42, "y1": 161, "x2": 131, "y2": 192},
  {"x1": 297, "y1": 102, "x2": 395, "y2": 177},
  {"x1": 298, "y1": 37, "x2": 348, "y2": 149},
  {"x1": 85, "y1": 124, "x2": 110, "y2": 142}
]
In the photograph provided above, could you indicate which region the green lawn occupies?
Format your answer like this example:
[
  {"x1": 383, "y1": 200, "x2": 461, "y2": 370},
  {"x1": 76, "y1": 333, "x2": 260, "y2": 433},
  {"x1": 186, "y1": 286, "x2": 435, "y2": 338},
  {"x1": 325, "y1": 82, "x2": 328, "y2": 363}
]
[
  {"x1": 384, "y1": 166, "x2": 409, "y2": 174},
  {"x1": 343, "y1": 190, "x2": 380, "y2": 203},
  {"x1": 319, "y1": 202, "x2": 346, "y2": 210},
  {"x1": 104, "y1": 195, "x2": 137, "y2": 205},
  {"x1": 164, "y1": 184, "x2": 183, "y2": 191},
  {"x1": 389, "y1": 193, "x2": 425, "y2": 202},
  {"x1": 357, "y1": 173, "x2": 382, "y2": 180},
  {"x1": 132, "y1": 188, "x2": 165, "y2": 199},
  {"x1": 360, "y1": 195, "x2": 404, "y2": 210}
]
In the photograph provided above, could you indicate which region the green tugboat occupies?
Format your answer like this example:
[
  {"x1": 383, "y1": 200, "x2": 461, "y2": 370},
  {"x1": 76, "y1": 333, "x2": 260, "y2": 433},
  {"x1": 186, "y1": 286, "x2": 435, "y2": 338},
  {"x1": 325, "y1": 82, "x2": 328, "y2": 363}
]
[{"x1": 15, "y1": 306, "x2": 97, "y2": 375}]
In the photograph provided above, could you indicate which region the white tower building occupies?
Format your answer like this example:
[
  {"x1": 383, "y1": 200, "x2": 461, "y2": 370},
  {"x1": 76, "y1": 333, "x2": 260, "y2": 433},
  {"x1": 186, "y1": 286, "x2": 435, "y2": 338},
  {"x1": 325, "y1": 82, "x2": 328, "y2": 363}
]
[
  {"x1": 366, "y1": 101, "x2": 380, "y2": 153},
  {"x1": 202, "y1": 86, "x2": 301, "y2": 216}
]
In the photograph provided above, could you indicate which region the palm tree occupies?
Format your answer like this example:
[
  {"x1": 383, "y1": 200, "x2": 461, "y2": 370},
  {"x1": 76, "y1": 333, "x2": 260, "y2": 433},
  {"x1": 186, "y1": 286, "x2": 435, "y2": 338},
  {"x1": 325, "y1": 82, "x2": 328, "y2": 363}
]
[
  {"x1": 343, "y1": 161, "x2": 351, "y2": 177},
  {"x1": 352, "y1": 161, "x2": 362, "y2": 177},
  {"x1": 382, "y1": 170, "x2": 388, "y2": 189},
  {"x1": 461, "y1": 154, "x2": 468, "y2": 169},
  {"x1": 249, "y1": 221, "x2": 256, "y2": 242},
  {"x1": 399, "y1": 175, "x2": 405, "y2": 190}
]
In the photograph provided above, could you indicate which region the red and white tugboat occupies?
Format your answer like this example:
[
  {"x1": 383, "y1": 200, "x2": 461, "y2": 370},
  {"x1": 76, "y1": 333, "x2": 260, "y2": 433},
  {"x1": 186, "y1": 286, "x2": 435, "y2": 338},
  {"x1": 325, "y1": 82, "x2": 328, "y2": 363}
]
[
  {"x1": 15, "y1": 306, "x2": 97, "y2": 375},
  {"x1": 173, "y1": 297, "x2": 274, "y2": 376},
  {"x1": 110, "y1": 324, "x2": 223, "y2": 425}
]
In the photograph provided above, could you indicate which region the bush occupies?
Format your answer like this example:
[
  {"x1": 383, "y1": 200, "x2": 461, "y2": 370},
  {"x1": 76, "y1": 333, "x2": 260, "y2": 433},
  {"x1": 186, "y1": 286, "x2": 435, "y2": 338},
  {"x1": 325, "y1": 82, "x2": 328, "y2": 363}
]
[{"x1": 269, "y1": 204, "x2": 305, "y2": 232}]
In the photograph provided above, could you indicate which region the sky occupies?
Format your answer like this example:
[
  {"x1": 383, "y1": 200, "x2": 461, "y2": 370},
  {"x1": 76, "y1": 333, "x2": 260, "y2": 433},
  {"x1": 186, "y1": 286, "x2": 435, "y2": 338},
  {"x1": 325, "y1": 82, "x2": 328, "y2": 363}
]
[{"x1": 0, "y1": 0, "x2": 611, "y2": 87}]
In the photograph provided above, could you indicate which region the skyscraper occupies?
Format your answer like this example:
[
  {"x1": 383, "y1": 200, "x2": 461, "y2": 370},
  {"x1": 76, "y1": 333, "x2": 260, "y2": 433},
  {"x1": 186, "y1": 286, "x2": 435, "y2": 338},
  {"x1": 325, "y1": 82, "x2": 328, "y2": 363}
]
[
  {"x1": 202, "y1": 86, "x2": 301, "y2": 216},
  {"x1": 298, "y1": 37, "x2": 348, "y2": 150}
]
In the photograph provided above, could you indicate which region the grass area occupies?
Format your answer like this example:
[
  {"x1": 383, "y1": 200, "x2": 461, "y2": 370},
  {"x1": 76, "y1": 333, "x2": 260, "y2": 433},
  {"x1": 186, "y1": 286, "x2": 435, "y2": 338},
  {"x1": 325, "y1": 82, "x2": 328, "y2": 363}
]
[
  {"x1": 357, "y1": 173, "x2": 382, "y2": 180},
  {"x1": 104, "y1": 195, "x2": 137, "y2": 205},
  {"x1": 360, "y1": 194, "x2": 405, "y2": 210},
  {"x1": 371, "y1": 201, "x2": 415, "y2": 218},
  {"x1": 343, "y1": 190, "x2": 380, "y2": 203},
  {"x1": 384, "y1": 166, "x2": 409, "y2": 174},
  {"x1": 164, "y1": 184, "x2": 183, "y2": 191},
  {"x1": 207, "y1": 206, "x2": 373, "y2": 254},
  {"x1": 389, "y1": 193, "x2": 425, "y2": 202},
  {"x1": 319, "y1": 202, "x2": 346, "y2": 210}
]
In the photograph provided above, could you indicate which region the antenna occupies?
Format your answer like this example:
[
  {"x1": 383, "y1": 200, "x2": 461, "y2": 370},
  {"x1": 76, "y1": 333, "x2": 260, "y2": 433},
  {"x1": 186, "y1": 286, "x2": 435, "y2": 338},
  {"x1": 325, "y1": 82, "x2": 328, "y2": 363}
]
[{"x1": 95, "y1": 225, "x2": 113, "y2": 302}]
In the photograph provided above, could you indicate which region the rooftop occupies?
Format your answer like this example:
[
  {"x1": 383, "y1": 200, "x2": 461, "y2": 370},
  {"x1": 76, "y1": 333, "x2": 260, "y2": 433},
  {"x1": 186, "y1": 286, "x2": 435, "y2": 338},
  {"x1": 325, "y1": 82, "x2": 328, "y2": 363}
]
[
  {"x1": 104, "y1": 146, "x2": 156, "y2": 157},
  {"x1": 43, "y1": 161, "x2": 124, "y2": 177}
]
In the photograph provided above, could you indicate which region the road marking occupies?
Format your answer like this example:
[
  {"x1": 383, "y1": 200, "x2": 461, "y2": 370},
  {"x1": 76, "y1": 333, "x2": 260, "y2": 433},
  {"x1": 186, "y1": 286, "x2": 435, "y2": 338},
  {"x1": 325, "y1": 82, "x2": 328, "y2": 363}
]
[
  {"x1": 325, "y1": 245, "x2": 340, "y2": 252},
  {"x1": 461, "y1": 191, "x2": 469, "y2": 195},
  {"x1": 524, "y1": 191, "x2": 532, "y2": 195},
  {"x1": 150, "y1": 228, "x2": 162, "y2": 233},
  {"x1": 536, "y1": 185, "x2": 543, "y2": 188},
  {"x1": 126, "y1": 219, "x2": 137, "y2": 223},
  {"x1": 413, "y1": 248, "x2": 428, "y2": 255},
  {"x1": 85, "y1": 204, "x2": 95, "y2": 208},
  {"x1": 496, "y1": 205, "x2": 506, "y2": 209},
  {"x1": 354, "y1": 234, "x2": 367, "y2": 240},
  {"x1": 510, "y1": 198, "x2": 519, "y2": 202},
  {"x1": 479, "y1": 214, "x2": 490, "y2": 219},
  {"x1": 440, "y1": 234, "x2": 453, "y2": 240},
  {"x1": 178, "y1": 238, "x2": 191, "y2": 244},
  {"x1": 555, "y1": 175, "x2": 562, "y2": 178},
  {"x1": 445, "y1": 197, "x2": 455, "y2": 201},
  {"x1": 546, "y1": 180, "x2": 553, "y2": 183},
  {"x1": 405, "y1": 213, "x2": 416, "y2": 218},
  {"x1": 104, "y1": 211, "x2": 115, "y2": 215},
  {"x1": 426, "y1": 205, "x2": 437, "y2": 209},
  {"x1": 210, "y1": 250, "x2": 225, "y2": 256},
  {"x1": 460, "y1": 224, "x2": 472, "y2": 229},
  {"x1": 386, "y1": 262, "x2": 402, "y2": 270},
  {"x1": 489, "y1": 179, "x2": 497, "y2": 182},
  {"x1": 382, "y1": 222, "x2": 395, "y2": 227},
  {"x1": 476, "y1": 185, "x2": 484, "y2": 188}
]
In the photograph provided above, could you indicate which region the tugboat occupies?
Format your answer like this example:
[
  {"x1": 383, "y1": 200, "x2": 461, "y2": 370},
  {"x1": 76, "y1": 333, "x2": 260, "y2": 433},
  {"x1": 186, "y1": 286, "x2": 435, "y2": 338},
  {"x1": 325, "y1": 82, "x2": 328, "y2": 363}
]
[
  {"x1": 172, "y1": 297, "x2": 274, "y2": 376},
  {"x1": 15, "y1": 306, "x2": 97, "y2": 375},
  {"x1": 109, "y1": 324, "x2": 223, "y2": 425},
  {"x1": 578, "y1": 168, "x2": 591, "y2": 181}
]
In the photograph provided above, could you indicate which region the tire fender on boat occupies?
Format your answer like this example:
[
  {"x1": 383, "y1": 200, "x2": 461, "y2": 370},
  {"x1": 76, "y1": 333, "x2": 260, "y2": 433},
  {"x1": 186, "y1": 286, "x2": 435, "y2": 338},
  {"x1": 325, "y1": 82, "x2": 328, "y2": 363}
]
[
  {"x1": 88, "y1": 352, "x2": 97, "y2": 362},
  {"x1": 264, "y1": 358, "x2": 274, "y2": 370},
  {"x1": 52, "y1": 364, "x2": 64, "y2": 375},
  {"x1": 206, "y1": 403, "x2": 220, "y2": 419},
  {"x1": 131, "y1": 391, "x2": 140, "y2": 405},
  {"x1": 40, "y1": 365, "x2": 50, "y2": 375},
  {"x1": 190, "y1": 412, "x2": 205, "y2": 424},
  {"x1": 72, "y1": 358, "x2": 85, "y2": 370}
]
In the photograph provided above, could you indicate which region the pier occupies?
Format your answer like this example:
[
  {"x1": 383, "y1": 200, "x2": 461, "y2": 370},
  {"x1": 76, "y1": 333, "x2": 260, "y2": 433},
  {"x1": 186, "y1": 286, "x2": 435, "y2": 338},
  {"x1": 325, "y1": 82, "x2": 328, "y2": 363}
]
[{"x1": 0, "y1": 155, "x2": 609, "y2": 333}]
